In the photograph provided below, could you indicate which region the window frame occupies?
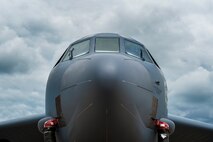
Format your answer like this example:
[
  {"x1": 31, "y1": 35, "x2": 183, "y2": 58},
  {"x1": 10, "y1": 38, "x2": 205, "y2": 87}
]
[
  {"x1": 95, "y1": 37, "x2": 120, "y2": 53},
  {"x1": 61, "y1": 39, "x2": 91, "y2": 62},
  {"x1": 124, "y1": 39, "x2": 144, "y2": 59},
  {"x1": 124, "y1": 39, "x2": 153, "y2": 63}
]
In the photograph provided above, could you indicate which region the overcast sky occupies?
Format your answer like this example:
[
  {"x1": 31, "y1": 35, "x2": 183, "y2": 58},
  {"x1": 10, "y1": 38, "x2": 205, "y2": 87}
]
[{"x1": 0, "y1": 0, "x2": 213, "y2": 124}]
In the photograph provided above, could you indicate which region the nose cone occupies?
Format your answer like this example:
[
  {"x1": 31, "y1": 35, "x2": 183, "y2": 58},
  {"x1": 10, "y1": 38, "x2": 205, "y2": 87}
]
[
  {"x1": 54, "y1": 54, "x2": 157, "y2": 142},
  {"x1": 95, "y1": 60, "x2": 119, "y2": 90}
]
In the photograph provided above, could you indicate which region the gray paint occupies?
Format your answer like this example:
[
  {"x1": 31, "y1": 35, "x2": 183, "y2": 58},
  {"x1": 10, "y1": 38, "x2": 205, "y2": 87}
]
[
  {"x1": 45, "y1": 33, "x2": 167, "y2": 141},
  {"x1": 0, "y1": 33, "x2": 212, "y2": 142}
]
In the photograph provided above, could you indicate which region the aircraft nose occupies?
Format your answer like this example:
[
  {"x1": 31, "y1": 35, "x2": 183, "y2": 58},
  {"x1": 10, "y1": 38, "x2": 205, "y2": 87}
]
[{"x1": 94, "y1": 60, "x2": 119, "y2": 90}]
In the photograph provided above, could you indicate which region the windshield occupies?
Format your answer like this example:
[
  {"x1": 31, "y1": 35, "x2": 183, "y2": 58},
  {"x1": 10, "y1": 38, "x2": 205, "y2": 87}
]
[
  {"x1": 124, "y1": 40, "x2": 153, "y2": 63},
  {"x1": 62, "y1": 39, "x2": 90, "y2": 61},
  {"x1": 95, "y1": 37, "x2": 119, "y2": 52}
]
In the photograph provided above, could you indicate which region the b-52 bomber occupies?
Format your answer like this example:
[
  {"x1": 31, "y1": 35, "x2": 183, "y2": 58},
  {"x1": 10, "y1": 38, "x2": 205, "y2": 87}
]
[{"x1": 0, "y1": 33, "x2": 213, "y2": 142}]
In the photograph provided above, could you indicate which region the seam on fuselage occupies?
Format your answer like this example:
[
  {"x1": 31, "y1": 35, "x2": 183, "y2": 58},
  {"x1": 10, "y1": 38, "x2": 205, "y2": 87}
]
[{"x1": 122, "y1": 80, "x2": 153, "y2": 93}]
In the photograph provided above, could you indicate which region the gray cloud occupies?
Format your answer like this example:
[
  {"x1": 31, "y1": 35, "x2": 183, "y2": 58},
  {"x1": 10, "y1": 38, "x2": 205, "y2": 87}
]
[
  {"x1": 168, "y1": 67, "x2": 213, "y2": 123},
  {"x1": 0, "y1": 38, "x2": 31, "y2": 74},
  {"x1": 0, "y1": 0, "x2": 213, "y2": 124}
]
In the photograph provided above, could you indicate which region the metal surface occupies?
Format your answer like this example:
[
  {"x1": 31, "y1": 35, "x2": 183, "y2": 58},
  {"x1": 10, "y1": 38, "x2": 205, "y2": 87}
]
[
  {"x1": 45, "y1": 33, "x2": 167, "y2": 142},
  {"x1": 0, "y1": 33, "x2": 213, "y2": 142}
]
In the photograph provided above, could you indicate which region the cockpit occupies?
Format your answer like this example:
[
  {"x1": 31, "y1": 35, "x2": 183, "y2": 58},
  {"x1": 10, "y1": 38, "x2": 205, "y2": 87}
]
[{"x1": 59, "y1": 33, "x2": 158, "y2": 67}]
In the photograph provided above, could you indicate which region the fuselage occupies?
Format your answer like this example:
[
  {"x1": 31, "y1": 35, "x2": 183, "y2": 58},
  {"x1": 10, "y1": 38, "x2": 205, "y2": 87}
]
[{"x1": 45, "y1": 33, "x2": 168, "y2": 142}]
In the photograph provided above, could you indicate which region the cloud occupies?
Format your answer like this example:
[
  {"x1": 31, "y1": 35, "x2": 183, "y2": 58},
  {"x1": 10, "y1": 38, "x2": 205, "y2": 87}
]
[
  {"x1": 0, "y1": 37, "x2": 36, "y2": 74},
  {"x1": 168, "y1": 67, "x2": 213, "y2": 123},
  {"x1": 0, "y1": 0, "x2": 213, "y2": 124}
]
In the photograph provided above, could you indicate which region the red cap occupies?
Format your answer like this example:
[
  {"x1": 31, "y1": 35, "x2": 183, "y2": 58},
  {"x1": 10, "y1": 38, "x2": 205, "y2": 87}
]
[
  {"x1": 154, "y1": 119, "x2": 169, "y2": 131},
  {"x1": 44, "y1": 118, "x2": 59, "y2": 129}
]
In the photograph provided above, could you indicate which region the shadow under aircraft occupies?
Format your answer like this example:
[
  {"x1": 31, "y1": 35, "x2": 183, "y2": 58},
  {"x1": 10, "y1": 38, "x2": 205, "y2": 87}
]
[{"x1": 0, "y1": 33, "x2": 213, "y2": 142}]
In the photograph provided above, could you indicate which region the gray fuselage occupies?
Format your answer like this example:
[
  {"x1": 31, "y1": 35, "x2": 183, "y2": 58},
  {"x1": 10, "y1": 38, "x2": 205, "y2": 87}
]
[{"x1": 45, "y1": 33, "x2": 168, "y2": 142}]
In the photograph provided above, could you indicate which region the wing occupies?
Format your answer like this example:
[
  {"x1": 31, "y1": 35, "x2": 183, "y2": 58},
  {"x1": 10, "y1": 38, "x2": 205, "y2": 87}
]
[
  {"x1": 0, "y1": 114, "x2": 45, "y2": 142},
  {"x1": 169, "y1": 115, "x2": 213, "y2": 142}
]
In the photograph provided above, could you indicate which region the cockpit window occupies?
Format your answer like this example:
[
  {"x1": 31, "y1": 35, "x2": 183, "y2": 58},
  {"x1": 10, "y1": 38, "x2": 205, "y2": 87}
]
[
  {"x1": 95, "y1": 37, "x2": 119, "y2": 52},
  {"x1": 62, "y1": 40, "x2": 90, "y2": 61},
  {"x1": 143, "y1": 49, "x2": 153, "y2": 63},
  {"x1": 124, "y1": 40, "x2": 152, "y2": 63}
]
